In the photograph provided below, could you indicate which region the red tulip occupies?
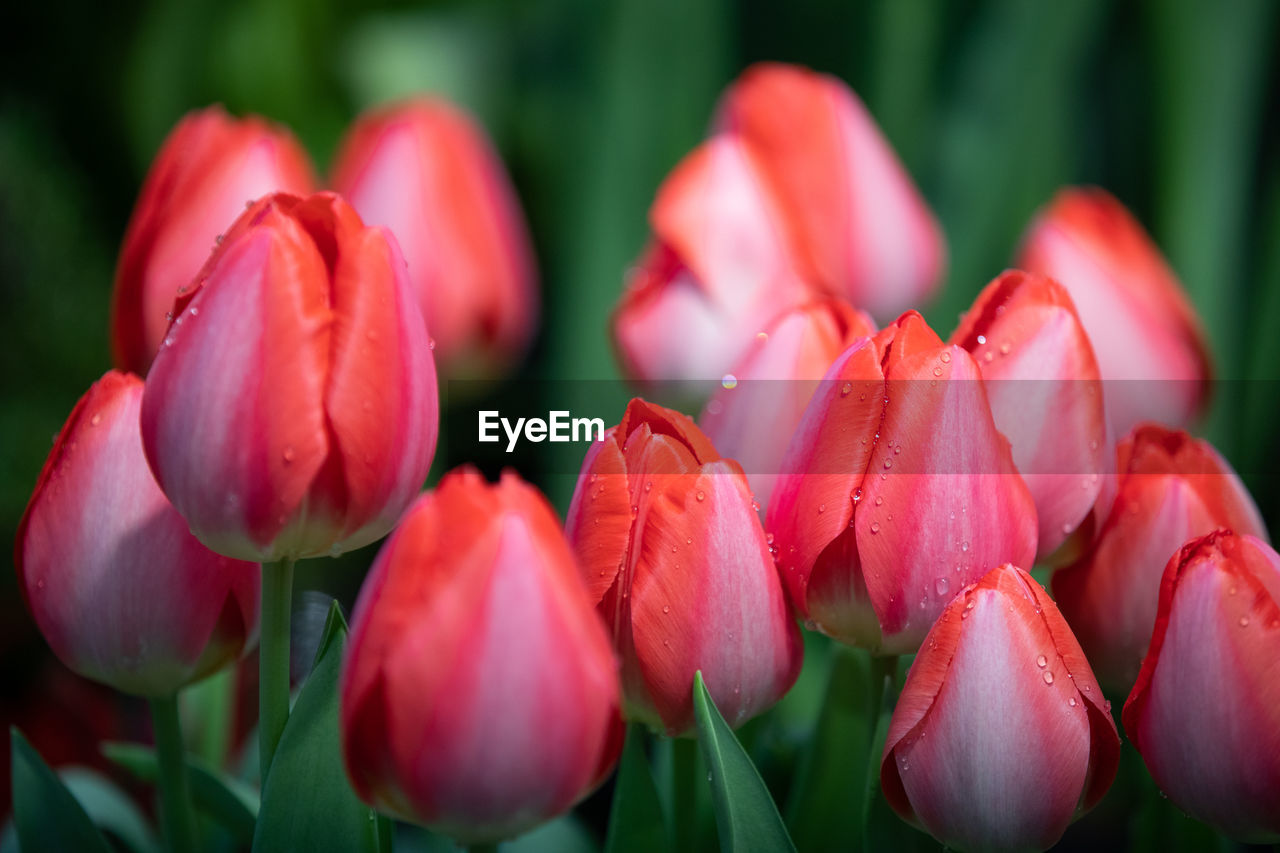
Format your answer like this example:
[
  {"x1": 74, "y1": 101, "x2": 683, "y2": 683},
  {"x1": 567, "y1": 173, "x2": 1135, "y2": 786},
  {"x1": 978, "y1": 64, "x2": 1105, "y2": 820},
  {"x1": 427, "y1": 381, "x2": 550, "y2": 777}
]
[
  {"x1": 112, "y1": 106, "x2": 316, "y2": 376},
  {"x1": 716, "y1": 62, "x2": 946, "y2": 322},
  {"x1": 767, "y1": 311, "x2": 1037, "y2": 654},
  {"x1": 341, "y1": 468, "x2": 619, "y2": 843},
  {"x1": 881, "y1": 565, "x2": 1120, "y2": 853},
  {"x1": 612, "y1": 134, "x2": 815, "y2": 383},
  {"x1": 1053, "y1": 425, "x2": 1265, "y2": 691},
  {"x1": 699, "y1": 298, "x2": 875, "y2": 512},
  {"x1": 332, "y1": 98, "x2": 538, "y2": 378},
  {"x1": 1016, "y1": 187, "x2": 1210, "y2": 435},
  {"x1": 950, "y1": 270, "x2": 1109, "y2": 560},
  {"x1": 140, "y1": 191, "x2": 439, "y2": 562},
  {"x1": 16, "y1": 371, "x2": 259, "y2": 696},
  {"x1": 1123, "y1": 531, "x2": 1280, "y2": 843},
  {"x1": 565, "y1": 399, "x2": 802, "y2": 735}
]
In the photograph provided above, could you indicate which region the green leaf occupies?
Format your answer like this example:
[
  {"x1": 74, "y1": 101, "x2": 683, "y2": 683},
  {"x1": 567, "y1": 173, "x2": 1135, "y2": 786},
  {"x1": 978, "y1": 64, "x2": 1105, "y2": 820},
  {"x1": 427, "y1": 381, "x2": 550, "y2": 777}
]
[
  {"x1": 691, "y1": 672, "x2": 796, "y2": 853},
  {"x1": 10, "y1": 728, "x2": 112, "y2": 853},
  {"x1": 103, "y1": 742, "x2": 259, "y2": 845},
  {"x1": 604, "y1": 726, "x2": 670, "y2": 853},
  {"x1": 252, "y1": 600, "x2": 383, "y2": 853},
  {"x1": 60, "y1": 767, "x2": 159, "y2": 853}
]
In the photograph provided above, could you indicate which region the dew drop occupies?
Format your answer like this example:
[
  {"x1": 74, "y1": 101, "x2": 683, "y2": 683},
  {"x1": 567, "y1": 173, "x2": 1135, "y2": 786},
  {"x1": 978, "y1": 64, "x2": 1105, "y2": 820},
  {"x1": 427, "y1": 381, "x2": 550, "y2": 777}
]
[
  {"x1": 756, "y1": 331, "x2": 768, "y2": 342},
  {"x1": 932, "y1": 366, "x2": 943, "y2": 377},
  {"x1": 870, "y1": 522, "x2": 881, "y2": 534},
  {"x1": 1239, "y1": 616, "x2": 1250, "y2": 627},
  {"x1": 766, "y1": 532, "x2": 775, "y2": 545},
  {"x1": 934, "y1": 577, "x2": 949, "y2": 596},
  {"x1": 960, "y1": 540, "x2": 970, "y2": 553},
  {"x1": 999, "y1": 341, "x2": 1011, "y2": 355},
  {"x1": 721, "y1": 374, "x2": 737, "y2": 390},
  {"x1": 688, "y1": 537, "x2": 694, "y2": 545},
  {"x1": 940, "y1": 351, "x2": 952, "y2": 363},
  {"x1": 874, "y1": 496, "x2": 883, "y2": 506},
  {"x1": 976, "y1": 335, "x2": 986, "y2": 345},
  {"x1": 1228, "y1": 586, "x2": 1237, "y2": 596},
  {"x1": 817, "y1": 503, "x2": 826, "y2": 514},
  {"x1": 852, "y1": 488, "x2": 863, "y2": 503},
  {"x1": 983, "y1": 351, "x2": 994, "y2": 363},
  {"x1": 645, "y1": 481, "x2": 653, "y2": 492},
  {"x1": 1068, "y1": 697, "x2": 1077, "y2": 707},
  {"x1": 883, "y1": 458, "x2": 893, "y2": 470},
  {"x1": 841, "y1": 382, "x2": 852, "y2": 397},
  {"x1": 428, "y1": 337, "x2": 437, "y2": 351},
  {"x1": 695, "y1": 490, "x2": 705, "y2": 502},
  {"x1": 1043, "y1": 671, "x2": 1054, "y2": 685},
  {"x1": 663, "y1": 605, "x2": 671, "y2": 614},
  {"x1": 282, "y1": 446, "x2": 296, "y2": 464},
  {"x1": 1037, "y1": 655, "x2": 1048, "y2": 668},
  {"x1": 89, "y1": 413, "x2": 102, "y2": 426}
]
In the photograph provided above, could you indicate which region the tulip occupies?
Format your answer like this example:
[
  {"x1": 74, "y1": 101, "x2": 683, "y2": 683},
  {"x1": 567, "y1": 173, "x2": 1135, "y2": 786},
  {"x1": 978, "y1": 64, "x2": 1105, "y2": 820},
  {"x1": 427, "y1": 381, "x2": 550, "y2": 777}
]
[
  {"x1": 112, "y1": 106, "x2": 316, "y2": 376},
  {"x1": 716, "y1": 62, "x2": 946, "y2": 322},
  {"x1": 140, "y1": 191, "x2": 439, "y2": 563},
  {"x1": 699, "y1": 298, "x2": 874, "y2": 513},
  {"x1": 331, "y1": 98, "x2": 538, "y2": 378},
  {"x1": 767, "y1": 311, "x2": 1037, "y2": 654},
  {"x1": 612, "y1": 134, "x2": 816, "y2": 383},
  {"x1": 1123, "y1": 530, "x2": 1280, "y2": 843},
  {"x1": 565, "y1": 398, "x2": 802, "y2": 735},
  {"x1": 1052, "y1": 424, "x2": 1265, "y2": 691},
  {"x1": 1016, "y1": 187, "x2": 1211, "y2": 434},
  {"x1": 16, "y1": 370, "x2": 259, "y2": 696},
  {"x1": 341, "y1": 468, "x2": 620, "y2": 843},
  {"x1": 881, "y1": 564, "x2": 1120, "y2": 853},
  {"x1": 950, "y1": 270, "x2": 1108, "y2": 560}
]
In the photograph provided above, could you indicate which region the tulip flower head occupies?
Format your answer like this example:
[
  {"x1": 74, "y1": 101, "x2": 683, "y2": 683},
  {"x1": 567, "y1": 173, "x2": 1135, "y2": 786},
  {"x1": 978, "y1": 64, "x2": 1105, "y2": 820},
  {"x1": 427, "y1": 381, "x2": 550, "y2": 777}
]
[
  {"x1": 140, "y1": 191, "x2": 439, "y2": 562},
  {"x1": 112, "y1": 106, "x2": 316, "y2": 375},
  {"x1": 17, "y1": 371, "x2": 260, "y2": 696},
  {"x1": 768, "y1": 311, "x2": 1038, "y2": 654},
  {"x1": 1123, "y1": 530, "x2": 1280, "y2": 843},
  {"x1": 1053, "y1": 424, "x2": 1265, "y2": 691},
  {"x1": 332, "y1": 98, "x2": 538, "y2": 378},
  {"x1": 566, "y1": 398, "x2": 802, "y2": 735},
  {"x1": 340, "y1": 468, "x2": 620, "y2": 843},
  {"x1": 881, "y1": 565, "x2": 1120, "y2": 853}
]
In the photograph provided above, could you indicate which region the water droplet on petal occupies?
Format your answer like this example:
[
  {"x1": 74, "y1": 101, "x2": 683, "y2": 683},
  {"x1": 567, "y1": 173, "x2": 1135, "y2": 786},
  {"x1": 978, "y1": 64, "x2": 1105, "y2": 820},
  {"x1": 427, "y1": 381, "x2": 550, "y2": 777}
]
[
  {"x1": 1068, "y1": 697, "x2": 1077, "y2": 707},
  {"x1": 1037, "y1": 655, "x2": 1048, "y2": 668},
  {"x1": 870, "y1": 522, "x2": 881, "y2": 534},
  {"x1": 282, "y1": 446, "x2": 296, "y2": 464},
  {"x1": 841, "y1": 382, "x2": 852, "y2": 397},
  {"x1": 932, "y1": 366, "x2": 943, "y2": 377},
  {"x1": 766, "y1": 532, "x2": 774, "y2": 545},
  {"x1": 89, "y1": 413, "x2": 102, "y2": 426},
  {"x1": 976, "y1": 335, "x2": 987, "y2": 345},
  {"x1": 999, "y1": 341, "x2": 1011, "y2": 355},
  {"x1": 817, "y1": 503, "x2": 825, "y2": 514},
  {"x1": 1043, "y1": 671, "x2": 1054, "y2": 684},
  {"x1": 663, "y1": 605, "x2": 670, "y2": 614},
  {"x1": 1239, "y1": 616, "x2": 1250, "y2": 627},
  {"x1": 874, "y1": 496, "x2": 883, "y2": 506},
  {"x1": 721, "y1": 374, "x2": 737, "y2": 390},
  {"x1": 934, "y1": 577, "x2": 949, "y2": 596},
  {"x1": 695, "y1": 490, "x2": 705, "y2": 502},
  {"x1": 940, "y1": 351, "x2": 951, "y2": 363}
]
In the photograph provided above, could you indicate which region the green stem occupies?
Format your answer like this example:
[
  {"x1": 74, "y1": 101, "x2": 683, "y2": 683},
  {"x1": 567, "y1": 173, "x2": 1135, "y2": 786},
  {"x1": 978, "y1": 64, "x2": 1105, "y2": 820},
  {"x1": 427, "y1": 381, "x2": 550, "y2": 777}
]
[
  {"x1": 861, "y1": 655, "x2": 900, "y2": 851},
  {"x1": 864, "y1": 655, "x2": 897, "y2": 759},
  {"x1": 149, "y1": 694, "x2": 195, "y2": 853},
  {"x1": 672, "y1": 736, "x2": 699, "y2": 852},
  {"x1": 259, "y1": 557, "x2": 295, "y2": 784},
  {"x1": 468, "y1": 845, "x2": 500, "y2": 853}
]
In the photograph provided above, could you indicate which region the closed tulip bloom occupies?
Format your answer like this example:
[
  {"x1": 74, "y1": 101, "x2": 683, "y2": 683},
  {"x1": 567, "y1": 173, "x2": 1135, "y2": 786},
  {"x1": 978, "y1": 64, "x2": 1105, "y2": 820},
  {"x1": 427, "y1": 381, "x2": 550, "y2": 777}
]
[
  {"x1": 1016, "y1": 187, "x2": 1210, "y2": 434},
  {"x1": 951, "y1": 270, "x2": 1108, "y2": 560},
  {"x1": 112, "y1": 106, "x2": 316, "y2": 375},
  {"x1": 716, "y1": 63, "x2": 946, "y2": 322},
  {"x1": 141, "y1": 191, "x2": 439, "y2": 562},
  {"x1": 332, "y1": 98, "x2": 538, "y2": 378},
  {"x1": 882, "y1": 565, "x2": 1120, "y2": 853},
  {"x1": 16, "y1": 371, "x2": 259, "y2": 696},
  {"x1": 700, "y1": 298, "x2": 874, "y2": 512},
  {"x1": 341, "y1": 469, "x2": 619, "y2": 843},
  {"x1": 1052, "y1": 425, "x2": 1265, "y2": 691},
  {"x1": 612, "y1": 135, "x2": 815, "y2": 383},
  {"x1": 1123, "y1": 531, "x2": 1280, "y2": 843},
  {"x1": 768, "y1": 311, "x2": 1037, "y2": 654},
  {"x1": 566, "y1": 399, "x2": 802, "y2": 735}
]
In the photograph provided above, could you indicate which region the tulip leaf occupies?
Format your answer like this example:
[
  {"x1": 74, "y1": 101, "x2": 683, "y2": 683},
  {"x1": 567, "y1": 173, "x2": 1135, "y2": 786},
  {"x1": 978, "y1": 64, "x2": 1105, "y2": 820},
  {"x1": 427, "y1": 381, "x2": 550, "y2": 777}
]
[
  {"x1": 252, "y1": 600, "x2": 385, "y2": 853},
  {"x1": 60, "y1": 766, "x2": 160, "y2": 853},
  {"x1": 10, "y1": 728, "x2": 112, "y2": 853},
  {"x1": 103, "y1": 741, "x2": 259, "y2": 844},
  {"x1": 604, "y1": 726, "x2": 670, "y2": 853},
  {"x1": 691, "y1": 672, "x2": 796, "y2": 853}
]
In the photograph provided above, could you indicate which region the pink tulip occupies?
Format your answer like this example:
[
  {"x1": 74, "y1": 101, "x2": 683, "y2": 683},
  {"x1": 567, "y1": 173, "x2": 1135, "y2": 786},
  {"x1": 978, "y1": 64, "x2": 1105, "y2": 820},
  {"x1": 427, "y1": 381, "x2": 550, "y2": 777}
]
[
  {"x1": 112, "y1": 106, "x2": 316, "y2": 376},
  {"x1": 565, "y1": 398, "x2": 802, "y2": 735},
  {"x1": 767, "y1": 311, "x2": 1037, "y2": 654},
  {"x1": 882, "y1": 564, "x2": 1120, "y2": 852},
  {"x1": 341, "y1": 468, "x2": 620, "y2": 843},
  {"x1": 141, "y1": 191, "x2": 439, "y2": 562},
  {"x1": 332, "y1": 98, "x2": 538, "y2": 378},
  {"x1": 16, "y1": 371, "x2": 259, "y2": 696},
  {"x1": 716, "y1": 62, "x2": 946, "y2": 322},
  {"x1": 700, "y1": 298, "x2": 875, "y2": 512},
  {"x1": 950, "y1": 270, "x2": 1109, "y2": 560},
  {"x1": 1053, "y1": 425, "x2": 1266, "y2": 691},
  {"x1": 1016, "y1": 187, "x2": 1211, "y2": 435},
  {"x1": 1123, "y1": 530, "x2": 1280, "y2": 843}
]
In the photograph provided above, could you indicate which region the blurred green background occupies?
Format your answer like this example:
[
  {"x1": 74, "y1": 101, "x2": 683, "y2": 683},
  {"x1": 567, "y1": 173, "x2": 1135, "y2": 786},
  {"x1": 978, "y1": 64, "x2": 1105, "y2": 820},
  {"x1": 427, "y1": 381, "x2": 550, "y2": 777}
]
[{"x1": 2, "y1": 0, "x2": 1279, "y2": 841}]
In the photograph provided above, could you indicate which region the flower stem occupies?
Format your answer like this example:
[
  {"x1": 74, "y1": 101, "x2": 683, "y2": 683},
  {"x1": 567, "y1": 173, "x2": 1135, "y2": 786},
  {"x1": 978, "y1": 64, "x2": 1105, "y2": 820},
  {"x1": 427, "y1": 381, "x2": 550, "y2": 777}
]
[
  {"x1": 672, "y1": 735, "x2": 699, "y2": 852},
  {"x1": 259, "y1": 557, "x2": 295, "y2": 784},
  {"x1": 149, "y1": 694, "x2": 195, "y2": 853}
]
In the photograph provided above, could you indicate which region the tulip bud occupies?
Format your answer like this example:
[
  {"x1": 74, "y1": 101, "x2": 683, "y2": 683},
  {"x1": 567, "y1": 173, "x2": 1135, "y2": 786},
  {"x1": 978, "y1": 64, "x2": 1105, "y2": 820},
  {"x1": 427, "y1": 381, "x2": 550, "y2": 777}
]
[
  {"x1": 1052, "y1": 425, "x2": 1265, "y2": 691},
  {"x1": 16, "y1": 371, "x2": 260, "y2": 696},
  {"x1": 881, "y1": 565, "x2": 1120, "y2": 853},
  {"x1": 767, "y1": 311, "x2": 1037, "y2": 654},
  {"x1": 340, "y1": 468, "x2": 620, "y2": 843},
  {"x1": 331, "y1": 98, "x2": 538, "y2": 378},
  {"x1": 950, "y1": 270, "x2": 1109, "y2": 560},
  {"x1": 716, "y1": 63, "x2": 946, "y2": 322},
  {"x1": 565, "y1": 398, "x2": 802, "y2": 735},
  {"x1": 112, "y1": 106, "x2": 316, "y2": 376},
  {"x1": 141, "y1": 191, "x2": 439, "y2": 562},
  {"x1": 1123, "y1": 531, "x2": 1280, "y2": 843},
  {"x1": 1016, "y1": 187, "x2": 1211, "y2": 435},
  {"x1": 612, "y1": 135, "x2": 816, "y2": 383},
  {"x1": 700, "y1": 298, "x2": 875, "y2": 512}
]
